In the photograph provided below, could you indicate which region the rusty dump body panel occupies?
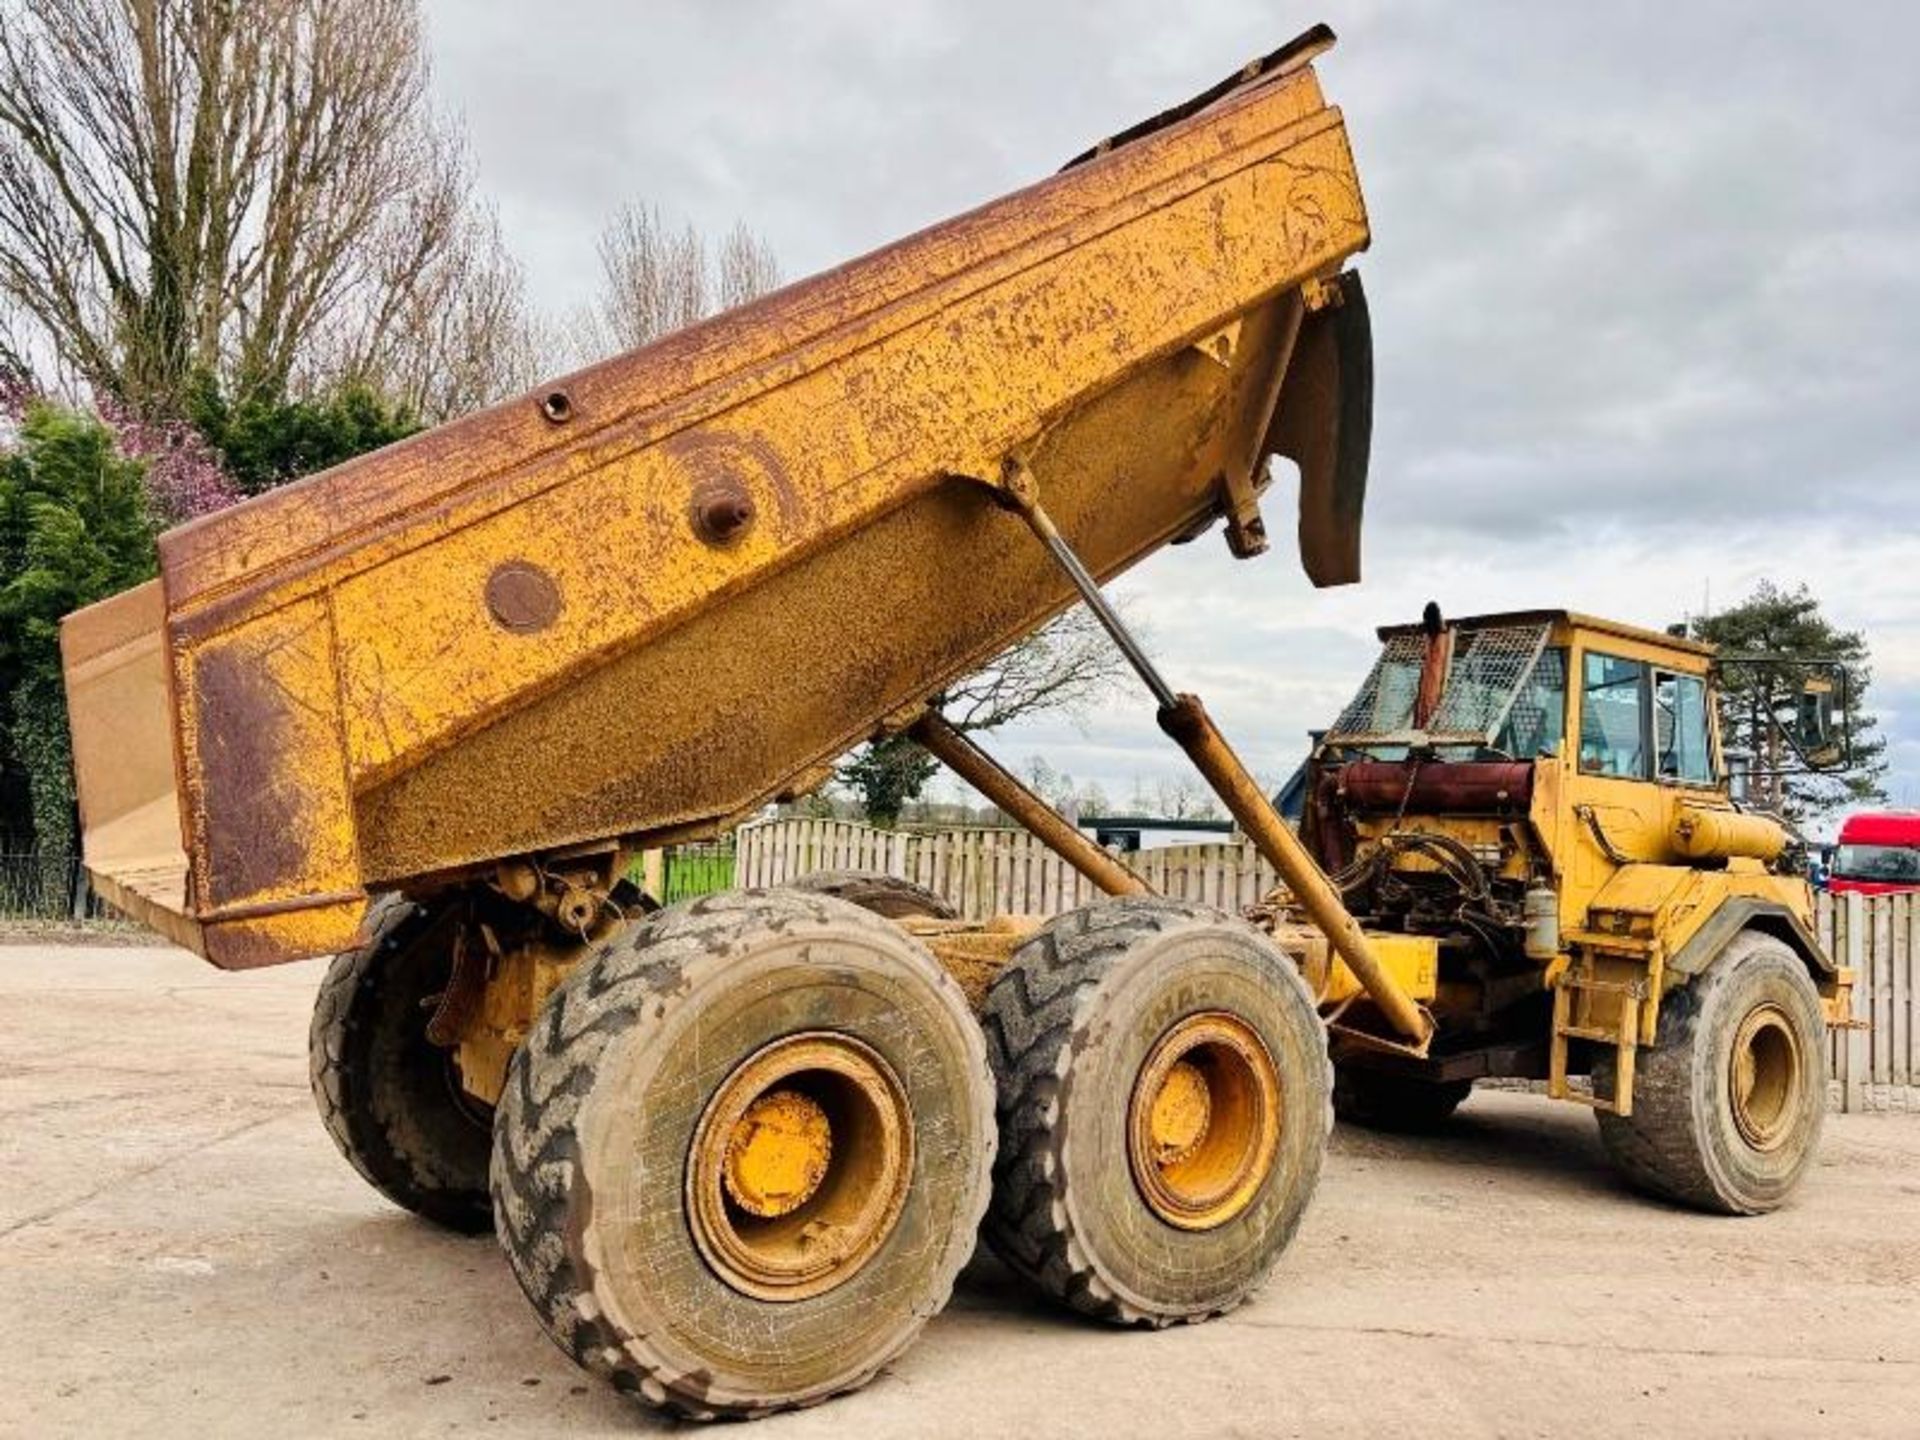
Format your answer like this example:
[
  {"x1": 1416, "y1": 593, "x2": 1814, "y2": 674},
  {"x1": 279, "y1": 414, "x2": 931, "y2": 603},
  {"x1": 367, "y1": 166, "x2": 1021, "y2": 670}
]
[{"x1": 62, "y1": 29, "x2": 1372, "y2": 969}]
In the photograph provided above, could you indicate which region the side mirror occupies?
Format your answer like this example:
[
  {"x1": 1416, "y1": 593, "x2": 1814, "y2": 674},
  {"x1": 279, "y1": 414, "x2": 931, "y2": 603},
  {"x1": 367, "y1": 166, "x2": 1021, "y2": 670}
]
[{"x1": 1795, "y1": 671, "x2": 1844, "y2": 768}]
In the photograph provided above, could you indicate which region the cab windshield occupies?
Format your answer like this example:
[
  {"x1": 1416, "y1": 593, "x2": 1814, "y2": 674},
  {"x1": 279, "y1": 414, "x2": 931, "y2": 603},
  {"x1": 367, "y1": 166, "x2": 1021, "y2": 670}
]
[
  {"x1": 1833, "y1": 843, "x2": 1920, "y2": 884},
  {"x1": 1325, "y1": 622, "x2": 1566, "y2": 761}
]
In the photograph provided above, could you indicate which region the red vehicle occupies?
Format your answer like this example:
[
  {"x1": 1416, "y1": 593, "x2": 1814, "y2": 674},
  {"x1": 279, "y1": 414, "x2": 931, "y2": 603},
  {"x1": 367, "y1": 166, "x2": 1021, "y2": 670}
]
[{"x1": 1829, "y1": 812, "x2": 1920, "y2": 895}]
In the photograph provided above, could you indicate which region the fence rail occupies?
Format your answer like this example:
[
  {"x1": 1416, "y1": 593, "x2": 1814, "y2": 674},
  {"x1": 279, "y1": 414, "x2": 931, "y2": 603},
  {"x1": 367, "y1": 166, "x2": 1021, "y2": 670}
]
[
  {"x1": 0, "y1": 851, "x2": 111, "y2": 922},
  {"x1": 1820, "y1": 890, "x2": 1917, "y2": 1113},
  {"x1": 739, "y1": 818, "x2": 1918, "y2": 1114},
  {"x1": 12, "y1": 823, "x2": 1913, "y2": 1114},
  {"x1": 736, "y1": 816, "x2": 1285, "y2": 920},
  {"x1": 660, "y1": 843, "x2": 736, "y2": 904}
]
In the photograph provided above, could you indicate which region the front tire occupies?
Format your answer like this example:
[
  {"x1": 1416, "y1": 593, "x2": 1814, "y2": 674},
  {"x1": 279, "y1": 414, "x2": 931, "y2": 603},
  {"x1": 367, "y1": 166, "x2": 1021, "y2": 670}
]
[
  {"x1": 982, "y1": 897, "x2": 1330, "y2": 1326},
  {"x1": 309, "y1": 896, "x2": 494, "y2": 1233},
  {"x1": 1594, "y1": 931, "x2": 1827, "y2": 1215},
  {"x1": 489, "y1": 889, "x2": 995, "y2": 1420}
]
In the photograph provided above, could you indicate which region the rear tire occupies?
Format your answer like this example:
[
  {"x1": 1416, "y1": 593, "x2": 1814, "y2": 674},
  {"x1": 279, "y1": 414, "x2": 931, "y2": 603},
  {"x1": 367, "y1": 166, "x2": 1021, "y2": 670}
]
[
  {"x1": 1333, "y1": 1067, "x2": 1472, "y2": 1132},
  {"x1": 982, "y1": 896, "x2": 1330, "y2": 1325},
  {"x1": 490, "y1": 889, "x2": 994, "y2": 1419},
  {"x1": 1594, "y1": 931, "x2": 1827, "y2": 1215},
  {"x1": 789, "y1": 869, "x2": 957, "y2": 920},
  {"x1": 309, "y1": 896, "x2": 493, "y2": 1233}
]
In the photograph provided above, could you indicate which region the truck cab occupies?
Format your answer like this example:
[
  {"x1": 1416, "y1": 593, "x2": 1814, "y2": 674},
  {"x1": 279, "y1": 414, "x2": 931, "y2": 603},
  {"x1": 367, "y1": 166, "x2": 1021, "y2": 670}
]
[
  {"x1": 1829, "y1": 811, "x2": 1920, "y2": 895},
  {"x1": 1297, "y1": 609, "x2": 1851, "y2": 1213},
  {"x1": 1303, "y1": 609, "x2": 1797, "y2": 946}
]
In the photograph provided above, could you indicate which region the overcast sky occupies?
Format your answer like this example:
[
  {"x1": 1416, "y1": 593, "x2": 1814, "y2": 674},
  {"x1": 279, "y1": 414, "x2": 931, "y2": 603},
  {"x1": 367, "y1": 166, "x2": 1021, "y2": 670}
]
[{"x1": 421, "y1": 1, "x2": 1920, "y2": 825}]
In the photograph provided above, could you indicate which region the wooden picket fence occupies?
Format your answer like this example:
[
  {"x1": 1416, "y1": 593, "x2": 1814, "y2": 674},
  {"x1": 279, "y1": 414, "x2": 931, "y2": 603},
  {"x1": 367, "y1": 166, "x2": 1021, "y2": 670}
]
[
  {"x1": 735, "y1": 818, "x2": 1919, "y2": 1113},
  {"x1": 1819, "y1": 890, "x2": 1918, "y2": 1114},
  {"x1": 736, "y1": 817, "x2": 1286, "y2": 920}
]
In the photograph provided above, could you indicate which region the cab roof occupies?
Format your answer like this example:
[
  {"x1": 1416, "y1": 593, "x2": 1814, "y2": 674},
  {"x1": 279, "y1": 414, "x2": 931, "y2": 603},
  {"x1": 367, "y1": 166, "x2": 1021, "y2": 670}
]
[
  {"x1": 1375, "y1": 608, "x2": 1717, "y2": 659},
  {"x1": 1838, "y1": 812, "x2": 1920, "y2": 846}
]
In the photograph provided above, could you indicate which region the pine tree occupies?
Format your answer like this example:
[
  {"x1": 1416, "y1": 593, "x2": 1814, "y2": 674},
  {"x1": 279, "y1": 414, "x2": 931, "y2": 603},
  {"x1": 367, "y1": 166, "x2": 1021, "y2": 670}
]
[{"x1": 1687, "y1": 582, "x2": 1886, "y2": 825}]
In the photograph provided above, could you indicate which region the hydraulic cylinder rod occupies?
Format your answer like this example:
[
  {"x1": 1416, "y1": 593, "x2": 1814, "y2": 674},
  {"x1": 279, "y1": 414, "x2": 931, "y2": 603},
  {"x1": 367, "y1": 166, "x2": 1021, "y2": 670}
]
[
  {"x1": 910, "y1": 712, "x2": 1150, "y2": 899},
  {"x1": 1156, "y1": 693, "x2": 1432, "y2": 1045},
  {"x1": 995, "y1": 473, "x2": 1431, "y2": 1047}
]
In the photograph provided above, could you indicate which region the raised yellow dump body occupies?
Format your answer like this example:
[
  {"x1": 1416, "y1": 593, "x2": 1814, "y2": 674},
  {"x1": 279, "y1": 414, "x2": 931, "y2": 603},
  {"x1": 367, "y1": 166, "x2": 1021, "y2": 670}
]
[{"x1": 62, "y1": 29, "x2": 1373, "y2": 969}]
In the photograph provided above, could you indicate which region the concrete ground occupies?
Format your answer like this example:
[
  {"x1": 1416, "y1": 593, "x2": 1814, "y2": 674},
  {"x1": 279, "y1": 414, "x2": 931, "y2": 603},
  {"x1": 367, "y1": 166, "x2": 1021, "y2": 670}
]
[{"x1": 3, "y1": 943, "x2": 1917, "y2": 1440}]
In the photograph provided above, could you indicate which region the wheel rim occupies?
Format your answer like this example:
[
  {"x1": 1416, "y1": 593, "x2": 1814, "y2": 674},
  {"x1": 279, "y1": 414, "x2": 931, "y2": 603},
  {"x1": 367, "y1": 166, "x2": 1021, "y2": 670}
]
[
  {"x1": 1729, "y1": 1003, "x2": 1803, "y2": 1152},
  {"x1": 1127, "y1": 1012, "x2": 1281, "y2": 1231},
  {"x1": 688, "y1": 1032, "x2": 913, "y2": 1302}
]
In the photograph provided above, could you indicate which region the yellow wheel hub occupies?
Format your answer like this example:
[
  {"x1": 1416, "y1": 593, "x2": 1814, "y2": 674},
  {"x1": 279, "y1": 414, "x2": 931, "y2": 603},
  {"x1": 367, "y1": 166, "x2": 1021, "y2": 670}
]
[
  {"x1": 724, "y1": 1090, "x2": 833, "y2": 1218},
  {"x1": 1730, "y1": 1003, "x2": 1803, "y2": 1152},
  {"x1": 1128, "y1": 1013, "x2": 1281, "y2": 1231},
  {"x1": 1147, "y1": 1060, "x2": 1213, "y2": 1166},
  {"x1": 689, "y1": 1033, "x2": 913, "y2": 1302}
]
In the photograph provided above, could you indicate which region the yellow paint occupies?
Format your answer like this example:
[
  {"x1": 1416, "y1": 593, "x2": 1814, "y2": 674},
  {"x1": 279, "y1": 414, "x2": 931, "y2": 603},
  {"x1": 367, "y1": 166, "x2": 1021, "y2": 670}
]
[
  {"x1": 1277, "y1": 925, "x2": 1438, "y2": 1007},
  {"x1": 1127, "y1": 1013, "x2": 1281, "y2": 1231},
  {"x1": 60, "y1": 46, "x2": 1372, "y2": 968},
  {"x1": 1147, "y1": 1060, "x2": 1213, "y2": 1166},
  {"x1": 724, "y1": 1091, "x2": 833, "y2": 1219},
  {"x1": 1350, "y1": 613, "x2": 1822, "y2": 976},
  {"x1": 688, "y1": 1033, "x2": 914, "y2": 1302},
  {"x1": 1671, "y1": 805, "x2": 1788, "y2": 863},
  {"x1": 1730, "y1": 1003, "x2": 1803, "y2": 1150},
  {"x1": 1330, "y1": 610, "x2": 1845, "y2": 1115},
  {"x1": 454, "y1": 926, "x2": 594, "y2": 1104}
]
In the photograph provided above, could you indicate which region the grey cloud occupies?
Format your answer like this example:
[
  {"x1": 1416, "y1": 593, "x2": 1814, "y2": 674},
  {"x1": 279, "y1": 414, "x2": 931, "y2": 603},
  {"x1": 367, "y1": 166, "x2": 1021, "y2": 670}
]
[{"x1": 420, "y1": 0, "x2": 1920, "y2": 812}]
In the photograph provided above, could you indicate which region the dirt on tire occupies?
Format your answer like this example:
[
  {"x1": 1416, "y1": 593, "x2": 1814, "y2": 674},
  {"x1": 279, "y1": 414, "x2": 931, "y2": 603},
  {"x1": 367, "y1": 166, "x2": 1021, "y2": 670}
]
[
  {"x1": 1594, "y1": 930, "x2": 1828, "y2": 1214},
  {"x1": 981, "y1": 895, "x2": 1331, "y2": 1326},
  {"x1": 788, "y1": 869, "x2": 958, "y2": 920},
  {"x1": 488, "y1": 888, "x2": 995, "y2": 1420},
  {"x1": 308, "y1": 896, "x2": 494, "y2": 1233}
]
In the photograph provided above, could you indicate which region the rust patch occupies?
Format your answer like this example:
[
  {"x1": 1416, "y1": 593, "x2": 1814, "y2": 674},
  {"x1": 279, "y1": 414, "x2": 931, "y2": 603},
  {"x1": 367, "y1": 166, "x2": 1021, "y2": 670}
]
[
  {"x1": 192, "y1": 645, "x2": 310, "y2": 904},
  {"x1": 425, "y1": 914, "x2": 488, "y2": 1045},
  {"x1": 486, "y1": 561, "x2": 563, "y2": 634}
]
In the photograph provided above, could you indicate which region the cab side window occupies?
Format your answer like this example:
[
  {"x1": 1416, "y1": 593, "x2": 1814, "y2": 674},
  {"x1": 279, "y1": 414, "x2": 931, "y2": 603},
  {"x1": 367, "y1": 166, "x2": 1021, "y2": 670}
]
[
  {"x1": 1579, "y1": 653, "x2": 1645, "y2": 778},
  {"x1": 1654, "y1": 672, "x2": 1715, "y2": 784}
]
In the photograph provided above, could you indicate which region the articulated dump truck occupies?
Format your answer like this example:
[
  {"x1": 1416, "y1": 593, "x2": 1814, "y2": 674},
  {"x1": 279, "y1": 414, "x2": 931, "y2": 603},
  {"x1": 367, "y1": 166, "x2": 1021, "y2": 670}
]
[{"x1": 55, "y1": 26, "x2": 1845, "y2": 1421}]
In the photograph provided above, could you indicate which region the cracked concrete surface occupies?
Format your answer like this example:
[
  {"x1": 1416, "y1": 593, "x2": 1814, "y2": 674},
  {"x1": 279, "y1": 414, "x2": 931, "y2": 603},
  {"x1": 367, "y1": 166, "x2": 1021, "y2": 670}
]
[{"x1": 3, "y1": 943, "x2": 1916, "y2": 1439}]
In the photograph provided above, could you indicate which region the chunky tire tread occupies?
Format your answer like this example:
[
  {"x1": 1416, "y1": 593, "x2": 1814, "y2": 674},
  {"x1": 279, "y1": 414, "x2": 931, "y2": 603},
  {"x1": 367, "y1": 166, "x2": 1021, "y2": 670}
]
[
  {"x1": 1594, "y1": 930, "x2": 1827, "y2": 1215},
  {"x1": 490, "y1": 888, "x2": 994, "y2": 1421},
  {"x1": 981, "y1": 896, "x2": 1333, "y2": 1327},
  {"x1": 788, "y1": 869, "x2": 959, "y2": 920},
  {"x1": 309, "y1": 896, "x2": 493, "y2": 1233}
]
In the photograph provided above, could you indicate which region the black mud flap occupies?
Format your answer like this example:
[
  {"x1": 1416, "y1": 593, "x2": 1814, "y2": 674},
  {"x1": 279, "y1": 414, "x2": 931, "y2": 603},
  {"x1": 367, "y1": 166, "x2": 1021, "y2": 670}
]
[{"x1": 1267, "y1": 270, "x2": 1373, "y2": 587}]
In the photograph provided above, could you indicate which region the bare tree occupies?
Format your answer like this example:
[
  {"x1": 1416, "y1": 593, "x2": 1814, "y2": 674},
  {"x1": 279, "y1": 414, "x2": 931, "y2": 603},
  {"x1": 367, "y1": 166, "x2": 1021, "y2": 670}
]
[
  {"x1": 1152, "y1": 775, "x2": 1224, "y2": 822},
  {"x1": 0, "y1": 0, "x2": 532, "y2": 417},
  {"x1": 583, "y1": 203, "x2": 706, "y2": 355},
  {"x1": 574, "y1": 205, "x2": 782, "y2": 363},
  {"x1": 837, "y1": 607, "x2": 1133, "y2": 825},
  {"x1": 0, "y1": 299, "x2": 28, "y2": 383},
  {"x1": 717, "y1": 221, "x2": 781, "y2": 311},
  {"x1": 939, "y1": 606, "x2": 1131, "y2": 732},
  {"x1": 335, "y1": 200, "x2": 543, "y2": 423}
]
